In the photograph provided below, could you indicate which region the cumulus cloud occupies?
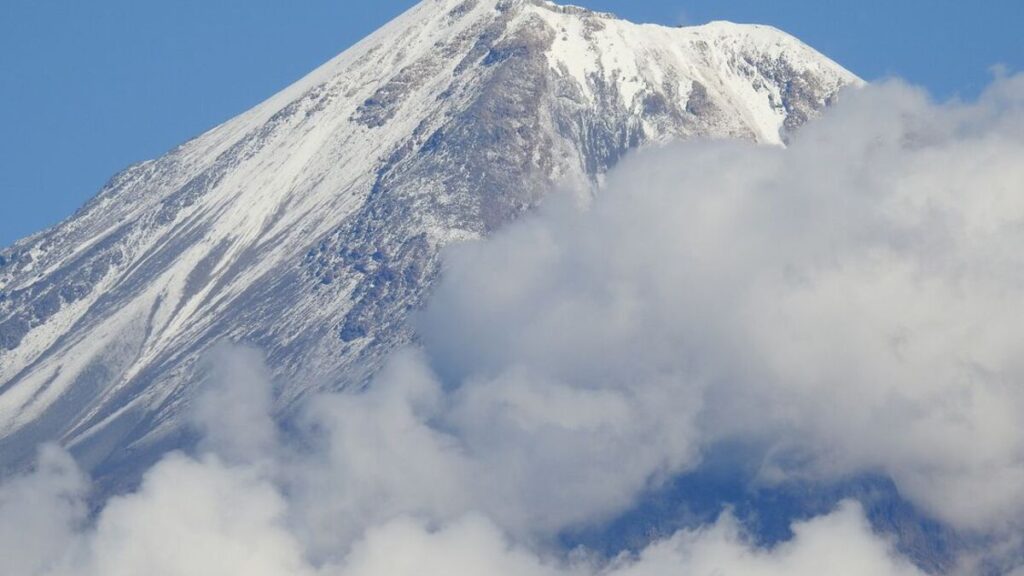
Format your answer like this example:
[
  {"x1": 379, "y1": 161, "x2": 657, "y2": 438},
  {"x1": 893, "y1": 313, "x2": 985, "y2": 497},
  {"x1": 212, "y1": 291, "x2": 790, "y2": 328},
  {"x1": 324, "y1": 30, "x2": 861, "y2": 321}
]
[
  {"x1": 421, "y1": 73, "x2": 1024, "y2": 534},
  {"x1": 191, "y1": 344, "x2": 280, "y2": 466},
  {"x1": 0, "y1": 447, "x2": 923, "y2": 576},
  {"x1": 2, "y1": 74, "x2": 1024, "y2": 574},
  {"x1": 335, "y1": 503, "x2": 925, "y2": 576},
  {"x1": 0, "y1": 446, "x2": 85, "y2": 576},
  {"x1": 0, "y1": 353, "x2": 924, "y2": 576},
  {"x1": 60, "y1": 455, "x2": 313, "y2": 576}
]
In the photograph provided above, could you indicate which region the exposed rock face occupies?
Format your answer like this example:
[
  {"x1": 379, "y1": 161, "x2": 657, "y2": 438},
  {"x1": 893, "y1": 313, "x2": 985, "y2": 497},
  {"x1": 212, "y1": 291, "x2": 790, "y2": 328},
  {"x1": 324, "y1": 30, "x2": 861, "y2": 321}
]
[{"x1": 0, "y1": 0, "x2": 858, "y2": 476}]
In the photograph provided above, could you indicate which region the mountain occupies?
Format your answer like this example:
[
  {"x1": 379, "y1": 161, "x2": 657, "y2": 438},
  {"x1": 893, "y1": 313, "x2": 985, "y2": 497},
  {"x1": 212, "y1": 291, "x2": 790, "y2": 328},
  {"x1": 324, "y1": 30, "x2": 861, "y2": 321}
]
[{"x1": 0, "y1": 0, "x2": 858, "y2": 478}]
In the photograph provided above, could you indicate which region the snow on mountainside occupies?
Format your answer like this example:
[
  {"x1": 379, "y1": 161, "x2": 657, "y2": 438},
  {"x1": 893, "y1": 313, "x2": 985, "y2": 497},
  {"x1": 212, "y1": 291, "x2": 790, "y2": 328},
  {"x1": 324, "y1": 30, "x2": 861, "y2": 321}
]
[{"x1": 0, "y1": 0, "x2": 859, "y2": 476}]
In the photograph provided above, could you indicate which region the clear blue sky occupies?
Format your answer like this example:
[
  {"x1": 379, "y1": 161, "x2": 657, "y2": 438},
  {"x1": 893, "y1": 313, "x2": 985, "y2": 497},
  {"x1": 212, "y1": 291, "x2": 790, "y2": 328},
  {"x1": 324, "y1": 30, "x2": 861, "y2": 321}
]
[{"x1": 1, "y1": 0, "x2": 1021, "y2": 246}]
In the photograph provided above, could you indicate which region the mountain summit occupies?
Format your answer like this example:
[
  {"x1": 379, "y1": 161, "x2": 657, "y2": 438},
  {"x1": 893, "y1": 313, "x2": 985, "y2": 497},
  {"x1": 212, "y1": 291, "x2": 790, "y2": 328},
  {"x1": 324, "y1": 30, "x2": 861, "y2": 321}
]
[{"x1": 0, "y1": 0, "x2": 858, "y2": 476}]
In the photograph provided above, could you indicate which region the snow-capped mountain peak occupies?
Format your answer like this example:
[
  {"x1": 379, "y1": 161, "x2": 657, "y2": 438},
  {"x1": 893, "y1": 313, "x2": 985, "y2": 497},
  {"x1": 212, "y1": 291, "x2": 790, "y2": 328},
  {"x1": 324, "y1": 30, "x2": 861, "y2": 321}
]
[{"x1": 0, "y1": 0, "x2": 858, "y2": 477}]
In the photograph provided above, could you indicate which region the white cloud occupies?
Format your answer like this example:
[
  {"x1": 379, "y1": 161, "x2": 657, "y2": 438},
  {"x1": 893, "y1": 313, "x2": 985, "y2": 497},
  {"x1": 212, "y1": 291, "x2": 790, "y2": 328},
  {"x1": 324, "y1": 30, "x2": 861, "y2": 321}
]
[
  {"x1": 191, "y1": 344, "x2": 280, "y2": 467},
  {"x1": 334, "y1": 503, "x2": 925, "y2": 576},
  {"x1": 0, "y1": 446, "x2": 85, "y2": 576},
  {"x1": 61, "y1": 455, "x2": 313, "y2": 576},
  {"x1": 420, "y1": 74, "x2": 1024, "y2": 534},
  {"x1": 334, "y1": 515, "x2": 563, "y2": 576},
  {"x1": 284, "y1": 349, "x2": 474, "y2": 558},
  {"x1": 0, "y1": 364, "x2": 925, "y2": 576},
  {"x1": 3, "y1": 74, "x2": 1024, "y2": 574},
  {"x1": 609, "y1": 502, "x2": 925, "y2": 576}
]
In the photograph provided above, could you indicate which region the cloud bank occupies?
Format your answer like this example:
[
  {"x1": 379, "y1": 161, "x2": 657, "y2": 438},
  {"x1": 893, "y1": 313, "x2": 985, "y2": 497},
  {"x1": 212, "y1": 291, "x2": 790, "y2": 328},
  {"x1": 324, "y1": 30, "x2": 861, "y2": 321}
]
[
  {"x1": 422, "y1": 74, "x2": 1024, "y2": 534},
  {"x1": 2, "y1": 74, "x2": 1024, "y2": 574}
]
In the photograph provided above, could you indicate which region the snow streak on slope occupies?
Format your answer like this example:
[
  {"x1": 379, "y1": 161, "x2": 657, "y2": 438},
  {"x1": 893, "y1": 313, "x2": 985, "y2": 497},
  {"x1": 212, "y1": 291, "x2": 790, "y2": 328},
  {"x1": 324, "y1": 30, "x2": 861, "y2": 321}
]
[{"x1": 0, "y1": 0, "x2": 858, "y2": 476}]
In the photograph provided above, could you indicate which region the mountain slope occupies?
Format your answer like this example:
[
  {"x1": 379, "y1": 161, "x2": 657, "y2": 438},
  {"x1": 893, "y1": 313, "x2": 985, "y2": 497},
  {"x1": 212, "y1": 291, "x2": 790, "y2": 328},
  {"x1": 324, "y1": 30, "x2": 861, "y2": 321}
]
[{"x1": 0, "y1": 0, "x2": 858, "y2": 475}]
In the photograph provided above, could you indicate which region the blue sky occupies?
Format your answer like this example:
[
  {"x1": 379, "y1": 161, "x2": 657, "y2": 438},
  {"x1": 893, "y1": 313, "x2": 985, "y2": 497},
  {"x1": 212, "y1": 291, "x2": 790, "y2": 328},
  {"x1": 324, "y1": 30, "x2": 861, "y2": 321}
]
[{"x1": 1, "y1": 0, "x2": 1021, "y2": 246}]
